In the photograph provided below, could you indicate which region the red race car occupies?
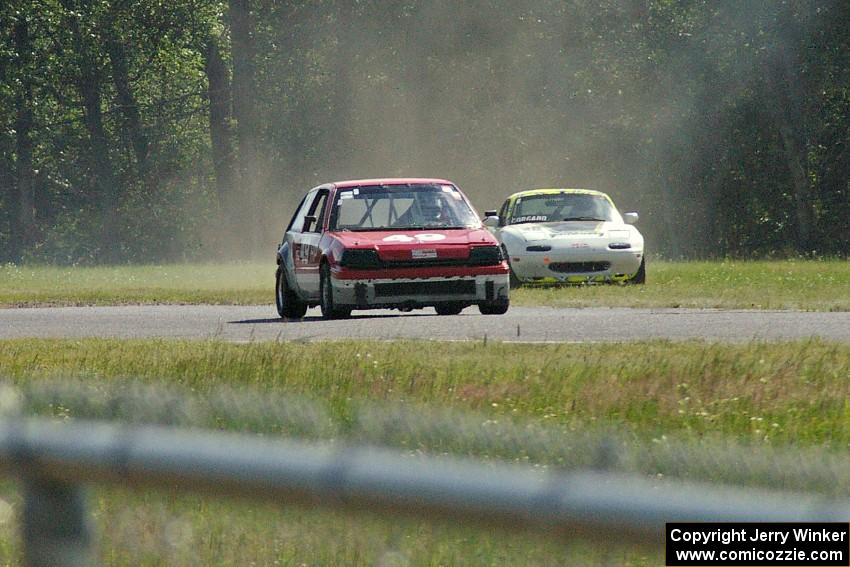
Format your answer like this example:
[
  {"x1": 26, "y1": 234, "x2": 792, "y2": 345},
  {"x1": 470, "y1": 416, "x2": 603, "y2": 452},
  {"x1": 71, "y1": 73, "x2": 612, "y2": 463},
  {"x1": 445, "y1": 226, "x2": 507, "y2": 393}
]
[{"x1": 276, "y1": 178, "x2": 510, "y2": 319}]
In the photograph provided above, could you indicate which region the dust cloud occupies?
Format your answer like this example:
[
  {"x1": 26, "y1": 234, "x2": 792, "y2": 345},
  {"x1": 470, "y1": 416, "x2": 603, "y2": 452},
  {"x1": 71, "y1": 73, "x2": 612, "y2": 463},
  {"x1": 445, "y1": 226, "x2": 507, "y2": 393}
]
[{"x1": 234, "y1": 1, "x2": 820, "y2": 258}]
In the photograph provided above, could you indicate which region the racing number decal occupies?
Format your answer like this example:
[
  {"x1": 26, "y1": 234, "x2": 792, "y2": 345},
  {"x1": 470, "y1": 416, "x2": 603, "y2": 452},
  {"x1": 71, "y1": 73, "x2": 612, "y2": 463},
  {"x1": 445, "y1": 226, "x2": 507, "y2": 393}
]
[
  {"x1": 295, "y1": 242, "x2": 315, "y2": 263},
  {"x1": 382, "y1": 234, "x2": 447, "y2": 242},
  {"x1": 415, "y1": 234, "x2": 447, "y2": 242}
]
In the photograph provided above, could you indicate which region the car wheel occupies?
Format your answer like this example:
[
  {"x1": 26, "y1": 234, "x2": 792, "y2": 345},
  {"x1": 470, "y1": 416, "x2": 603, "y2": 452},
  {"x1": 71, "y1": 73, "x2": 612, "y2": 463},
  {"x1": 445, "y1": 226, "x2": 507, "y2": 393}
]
[
  {"x1": 478, "y1": 297, "x2": 509, "y2": 315},
  {"x1": 509, "y1": 269, "x2": 522, "y2": 289},
  {"x1": 276, "y1": 268, "x2": 308, "y2": 319},
  {"x1": 435, "y1": 303, "x2": 464, "y2": 316},
  {"x1": 502, "y1": 245, "x2": 522, "y2": 289},
  {"x1": 319, "y1": 262, "x2": 352, "y2": 319},
  {"x1": 629, "y1": 257, "x2": 646, "y2": 285}
]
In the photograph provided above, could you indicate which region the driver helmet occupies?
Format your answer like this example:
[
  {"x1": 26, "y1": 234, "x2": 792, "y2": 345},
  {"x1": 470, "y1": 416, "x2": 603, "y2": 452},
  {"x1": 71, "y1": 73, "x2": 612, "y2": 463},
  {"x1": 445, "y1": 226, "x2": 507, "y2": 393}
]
[
  {"x1": 571, "y1": 197, "x2": 599, "y2": 217},
  {"x1": 420, "y1": 193, "x2": 448, "y2": 221}
]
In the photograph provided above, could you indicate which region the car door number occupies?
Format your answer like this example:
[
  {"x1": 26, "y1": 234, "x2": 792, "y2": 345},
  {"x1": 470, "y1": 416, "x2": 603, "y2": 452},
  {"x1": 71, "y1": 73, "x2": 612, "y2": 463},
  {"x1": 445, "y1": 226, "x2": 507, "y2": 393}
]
[{"x1": 296, "y1": 243, "x2": 315, "y2": 263}]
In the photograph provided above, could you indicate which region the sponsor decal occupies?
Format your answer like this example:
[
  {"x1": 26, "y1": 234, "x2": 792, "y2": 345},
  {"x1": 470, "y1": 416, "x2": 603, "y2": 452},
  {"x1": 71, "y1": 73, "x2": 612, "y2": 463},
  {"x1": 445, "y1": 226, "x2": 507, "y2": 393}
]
[
  {"x1": 513, "y1": 215, "x2": 549, "y2": 223},
  {"x1": 411, "y1": 248, "x2": 437, "y2": 259}
]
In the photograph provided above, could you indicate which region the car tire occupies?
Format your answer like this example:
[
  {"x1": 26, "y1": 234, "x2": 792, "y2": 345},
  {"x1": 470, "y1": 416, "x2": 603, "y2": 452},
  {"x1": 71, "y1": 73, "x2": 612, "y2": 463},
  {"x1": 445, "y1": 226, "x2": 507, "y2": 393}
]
[
  {"x1": 509, "y1": 269, "x2": 522, "y2": 289},
  {"x1": 502, "y1": 245, "x2": 522, "y2": 289},
  {"x1": 478, "y1": 297, "x2": 509, "y2": 315},
  {"x1": 435, "y1": 303, "x2": 464, "y2": 316},
  {"x1": 629, "y1": 257, "x2": 646, "y2": 285},
  {"x1": 276, "y1": 268, "x2": 308, "y2": 319},
  {"x1": 319, "y1": 262, "x2": 352, "y2": 319}
]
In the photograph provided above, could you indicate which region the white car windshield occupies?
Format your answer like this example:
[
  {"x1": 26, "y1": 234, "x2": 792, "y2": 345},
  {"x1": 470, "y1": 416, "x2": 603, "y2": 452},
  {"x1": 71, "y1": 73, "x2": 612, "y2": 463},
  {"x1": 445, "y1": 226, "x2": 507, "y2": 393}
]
[
  {"x1": 509, "y1": 193, "x2": 616, "y2": 224},
  {"x1": 330, "y1": 184, "x2": 480, "y2": 231}
]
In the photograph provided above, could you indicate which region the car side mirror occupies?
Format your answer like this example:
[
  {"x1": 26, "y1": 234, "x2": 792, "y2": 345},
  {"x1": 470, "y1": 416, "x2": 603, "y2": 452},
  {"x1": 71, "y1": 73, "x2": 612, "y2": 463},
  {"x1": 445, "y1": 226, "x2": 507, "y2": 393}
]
[
  {"x1": 623, "y1": 212, "x2": 639, "y2": 225},
  {"x1": 482, "y1": 215, "x2": 499, "y2": 229},
  {"x1": 302, "y1": 215, "x2": 318, "y2": 232}
]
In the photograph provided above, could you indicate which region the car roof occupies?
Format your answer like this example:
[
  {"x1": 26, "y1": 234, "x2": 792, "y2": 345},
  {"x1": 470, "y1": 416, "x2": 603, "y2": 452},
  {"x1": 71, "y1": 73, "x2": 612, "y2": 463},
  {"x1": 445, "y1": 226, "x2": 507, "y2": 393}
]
[
  {"x1": 332, "y1": 178, "x2": 454, "y2": 189},
  {"x1": 506, "y1": 188, "x2": 610, "y2": 201}
]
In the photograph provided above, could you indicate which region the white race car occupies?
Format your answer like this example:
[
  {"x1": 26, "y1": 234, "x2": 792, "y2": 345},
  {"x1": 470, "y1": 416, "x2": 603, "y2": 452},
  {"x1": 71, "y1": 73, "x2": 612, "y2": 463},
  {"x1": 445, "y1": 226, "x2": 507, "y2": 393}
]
[{"x1": 483, "y1": 188, "x2": 645, "y2": 286}]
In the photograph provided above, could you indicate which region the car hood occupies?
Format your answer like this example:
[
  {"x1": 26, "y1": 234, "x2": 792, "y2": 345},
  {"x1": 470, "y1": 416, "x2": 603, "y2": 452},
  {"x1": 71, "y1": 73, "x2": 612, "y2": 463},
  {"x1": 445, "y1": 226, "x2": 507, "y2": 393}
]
[
  {"x1": 502, "y1": 221, "x2": 631, "y2": 240},
  {"x1": 330, "y1": 228, "x2": 497, "y2": 261}
]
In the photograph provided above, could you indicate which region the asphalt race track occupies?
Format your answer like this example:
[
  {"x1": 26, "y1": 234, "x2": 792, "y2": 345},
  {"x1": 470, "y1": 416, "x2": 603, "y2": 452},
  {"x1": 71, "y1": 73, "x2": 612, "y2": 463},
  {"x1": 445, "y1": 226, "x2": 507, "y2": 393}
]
[{"x1": 1, "y1": 305, "x2": 849, "y2": 343}]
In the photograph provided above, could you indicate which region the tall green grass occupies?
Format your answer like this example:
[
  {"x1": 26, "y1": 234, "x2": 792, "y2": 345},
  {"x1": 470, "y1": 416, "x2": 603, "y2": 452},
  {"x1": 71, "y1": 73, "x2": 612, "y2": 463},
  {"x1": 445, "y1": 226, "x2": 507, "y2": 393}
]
[
  {"x1": 2, "y1": 339, "x2": 847, "y2": 444},
  {"x1": 0, "y1": 338, "x2": 847, "y2": 565},
  {"x1": 2, "y1": 259, "x2": 848, "y2": 310}
]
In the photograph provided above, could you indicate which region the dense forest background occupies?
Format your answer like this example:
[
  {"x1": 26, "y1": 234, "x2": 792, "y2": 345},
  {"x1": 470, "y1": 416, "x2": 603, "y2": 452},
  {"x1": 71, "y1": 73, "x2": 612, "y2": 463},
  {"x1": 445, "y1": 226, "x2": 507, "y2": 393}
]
[{"x1": 1, "y1": 0, "x2": 848, "y2": 264}]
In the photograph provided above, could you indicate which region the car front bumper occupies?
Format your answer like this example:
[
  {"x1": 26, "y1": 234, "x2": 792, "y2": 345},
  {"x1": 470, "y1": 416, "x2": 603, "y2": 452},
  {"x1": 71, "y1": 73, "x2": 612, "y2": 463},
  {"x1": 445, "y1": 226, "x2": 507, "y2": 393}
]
[
  {"x1": 508, "y1": 248, "x2": 643, "y2": 283},
  {"x1": 330, "y1": 274, "x2": 510, "y2": 309}
]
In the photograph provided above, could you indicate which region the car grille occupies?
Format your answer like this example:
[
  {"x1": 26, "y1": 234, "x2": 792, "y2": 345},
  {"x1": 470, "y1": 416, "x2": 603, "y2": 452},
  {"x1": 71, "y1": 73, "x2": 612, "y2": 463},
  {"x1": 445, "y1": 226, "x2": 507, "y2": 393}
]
[
  {"x1": 374, "y1": 280, "x2": 477, "y2": 297},
  {"x1": 381, "y1": 258, "x2": 470, "y2": 268},
  {"x1": 549, "y1": 261, "x2": 611, "y2": 273}
]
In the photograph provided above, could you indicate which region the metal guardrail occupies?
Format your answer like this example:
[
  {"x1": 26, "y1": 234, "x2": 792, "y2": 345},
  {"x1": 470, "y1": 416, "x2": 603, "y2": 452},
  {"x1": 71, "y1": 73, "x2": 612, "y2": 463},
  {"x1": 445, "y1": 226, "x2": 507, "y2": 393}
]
[
  {"x1": 2, "y1": 417, "x2": 849, "y2": 567},
  {"x1": 15, "y1": 379, "x2": 850, "y2": 496}
]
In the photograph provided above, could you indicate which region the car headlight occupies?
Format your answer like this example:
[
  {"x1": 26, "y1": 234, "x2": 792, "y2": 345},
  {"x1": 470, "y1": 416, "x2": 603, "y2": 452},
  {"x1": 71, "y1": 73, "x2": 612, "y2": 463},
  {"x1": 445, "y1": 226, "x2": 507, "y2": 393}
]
[
  {"x1": 467, "y1": 245, "x2": 503, "y2": 265},
  {"x1": 339, "y1": 249, "x2": 382, "y2": 269},
  {"x1": 607, "y1": 230, "x2": 632, "y2": 250}
]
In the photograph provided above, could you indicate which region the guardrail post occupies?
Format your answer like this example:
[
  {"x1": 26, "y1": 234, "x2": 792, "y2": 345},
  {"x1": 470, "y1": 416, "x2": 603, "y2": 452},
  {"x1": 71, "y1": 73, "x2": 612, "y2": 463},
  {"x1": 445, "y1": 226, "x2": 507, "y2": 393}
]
[{"x1": 22, "y1": 478, "x2": 94, "y2": 567}]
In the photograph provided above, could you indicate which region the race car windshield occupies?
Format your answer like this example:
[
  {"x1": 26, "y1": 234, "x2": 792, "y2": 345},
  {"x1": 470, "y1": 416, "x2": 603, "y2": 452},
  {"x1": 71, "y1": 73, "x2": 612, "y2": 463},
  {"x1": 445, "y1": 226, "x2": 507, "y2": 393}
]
[
  {"x1": 509, "y1": 193, "x2": 617, "y2": 224},
  {"x1": 330, "y1": 184, "x2": 480, "y2": 231}
]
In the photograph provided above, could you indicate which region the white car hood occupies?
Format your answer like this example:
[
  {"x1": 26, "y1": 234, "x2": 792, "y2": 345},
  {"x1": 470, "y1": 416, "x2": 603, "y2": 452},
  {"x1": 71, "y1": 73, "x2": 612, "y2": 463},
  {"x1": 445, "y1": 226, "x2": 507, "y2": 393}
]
[{"x1": 502, "y1": 221, "x2": 630, "y2": 241}]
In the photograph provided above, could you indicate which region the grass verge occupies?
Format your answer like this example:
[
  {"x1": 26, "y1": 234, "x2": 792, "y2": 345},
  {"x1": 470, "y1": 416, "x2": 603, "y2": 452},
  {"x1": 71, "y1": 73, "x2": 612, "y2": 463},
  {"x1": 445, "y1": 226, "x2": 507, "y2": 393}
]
[
  {"x1": 2, "y1": 259, "x2": 849, "y2": 310},
  {"x1": 0, "y1": 339, "x2": 847, "y2": 565},
  {"x1": 512, "y1": 258, "x2": 850, "y2": 310},
  {"x1": 0, "y1": 263, "x2": 272, "y2": 307},
  {"x1": 1, "y1": 339, "x2": 847, "y2": 446}
]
